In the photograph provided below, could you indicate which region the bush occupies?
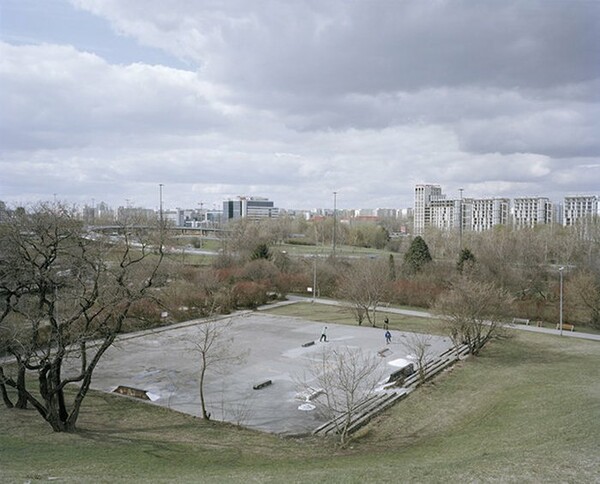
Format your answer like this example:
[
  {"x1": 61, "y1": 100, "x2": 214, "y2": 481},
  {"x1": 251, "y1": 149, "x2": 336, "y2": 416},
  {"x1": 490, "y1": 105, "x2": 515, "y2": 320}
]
[
  {"x1": 240, "y1": 259, "x2": 279, "y2": 283},
  {"x1": 284, "y1": 238, "x2": 316, "y2": 246},
  {"x1": 125, "y1": 298, "x2": 164, "y2": 330},
  {"x1": 390, "y1": 278, "x2": 446, "y2": 308},
  {"x1": 233, "y1": 281, "x2": 269, "y2": 309}
]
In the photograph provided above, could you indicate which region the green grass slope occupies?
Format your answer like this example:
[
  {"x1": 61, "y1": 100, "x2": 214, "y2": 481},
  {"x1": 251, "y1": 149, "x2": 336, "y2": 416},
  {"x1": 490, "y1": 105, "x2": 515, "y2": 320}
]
[{"x1": 1, "y1": 331, "x2": 598, "y2": 482}]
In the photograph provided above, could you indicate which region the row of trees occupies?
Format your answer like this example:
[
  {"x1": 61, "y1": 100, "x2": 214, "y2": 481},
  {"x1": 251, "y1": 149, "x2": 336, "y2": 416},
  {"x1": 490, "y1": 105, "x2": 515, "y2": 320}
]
[{"x1": 210, "y1": 216, "x2": 600, "y2": 329}]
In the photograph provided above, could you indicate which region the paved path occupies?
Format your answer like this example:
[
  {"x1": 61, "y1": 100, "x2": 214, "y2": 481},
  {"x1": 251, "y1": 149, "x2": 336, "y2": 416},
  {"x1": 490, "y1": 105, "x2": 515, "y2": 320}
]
[{"x1": 281, "y1": 296, "x2": 600, "y2": 342}]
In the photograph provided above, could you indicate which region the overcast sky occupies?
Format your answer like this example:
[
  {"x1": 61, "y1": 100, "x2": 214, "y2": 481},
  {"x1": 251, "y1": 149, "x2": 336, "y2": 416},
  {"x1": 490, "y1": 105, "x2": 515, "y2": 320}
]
[{"x1": 1, "y1": 0, "x2": 599, "y2": 211}]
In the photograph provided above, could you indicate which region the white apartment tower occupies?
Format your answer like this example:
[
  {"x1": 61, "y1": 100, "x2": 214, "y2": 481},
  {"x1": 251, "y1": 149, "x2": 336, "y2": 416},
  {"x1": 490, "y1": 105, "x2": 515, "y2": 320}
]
[
  {"x1": 413, "y1": 184, "x2": 575, "y2": 234},
  {"x1": 512, "y1": 197, "x2": 553, "y2": 228},
  {"x1": 429, "y1": 199, "x2": 461, "y2": 231},
  {"x1": 466, "y1": 198, "x2": 510, "y2": 232},
  {"x1": 563, "y1": 195, "x2": 598, "y2": 226},
  {"x1": 414, "y1": 184, "x2": 443, "y2": 235}
]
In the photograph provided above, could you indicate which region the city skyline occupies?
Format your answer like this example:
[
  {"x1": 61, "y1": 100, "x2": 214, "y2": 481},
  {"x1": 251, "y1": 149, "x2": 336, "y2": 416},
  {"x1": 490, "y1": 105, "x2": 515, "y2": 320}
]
[
  {"x1": 1, "y1": 1, "x2": 599, "y2": 210},
  {"x1": 15, "y1": 187, "x2": 595, "y2": 216}
]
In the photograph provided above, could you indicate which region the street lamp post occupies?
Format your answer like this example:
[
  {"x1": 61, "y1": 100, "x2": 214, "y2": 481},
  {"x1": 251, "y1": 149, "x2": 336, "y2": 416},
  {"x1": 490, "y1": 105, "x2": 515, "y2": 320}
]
[
  {"x1": 159, "y1": 183, "x2": 164, "y2": 226},
  {"x1": 559, "y1": 266, "x2": 564, "y2": 336},
  {"x1": 312, "y1": 255, "x2": 317, "y2": 303},
  {"x1": 333, "y1": 191, "x2": 337, "y2": 257},
  {"x1": 459, "y1": 187, "x2": 464, "y2": 249}
]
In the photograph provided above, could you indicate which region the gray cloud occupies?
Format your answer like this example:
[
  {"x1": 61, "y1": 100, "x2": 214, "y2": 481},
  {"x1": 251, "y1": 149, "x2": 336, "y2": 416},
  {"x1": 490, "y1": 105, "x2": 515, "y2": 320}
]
[
  {"x1": 75, "y1": 1, "x2": 599, "y2": 92},
  {"x1": 0, "y1": 42, "x2": 229, "y2": 151},
  {"x1": 0, "y1": 1, "x2": 598, "y2": 209}
]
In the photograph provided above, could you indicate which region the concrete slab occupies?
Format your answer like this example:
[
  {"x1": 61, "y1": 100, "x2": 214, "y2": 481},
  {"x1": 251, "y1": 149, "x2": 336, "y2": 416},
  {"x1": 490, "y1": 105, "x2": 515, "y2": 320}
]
[{"x1": 72, "y1": 312, "x2": 454, "y2": 436}]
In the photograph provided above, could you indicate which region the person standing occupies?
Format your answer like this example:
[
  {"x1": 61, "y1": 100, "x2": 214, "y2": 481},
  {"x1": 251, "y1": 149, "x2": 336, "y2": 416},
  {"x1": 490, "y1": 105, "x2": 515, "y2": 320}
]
[
  {"x1": 320, "y1": 326, "x2": 328, "y2": 342},
  {"x1": 385, "y1": 330, "x2": 392, "y2": 344},
  {"x1": 384, "y1": 316, "x2": 389, "y2": 330}
]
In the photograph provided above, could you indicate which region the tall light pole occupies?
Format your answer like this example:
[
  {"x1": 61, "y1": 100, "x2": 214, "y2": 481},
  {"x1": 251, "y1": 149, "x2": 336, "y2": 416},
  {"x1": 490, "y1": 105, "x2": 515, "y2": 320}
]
[
  {"x1": 333, "y1": 191, "x2": 337, "y2": 257},
  {"x1": 312, "y1": 254, "x2": 317, "y2": 303},
  {"x1": 459, "y1": 187, "x2": 464, "y2": 249},
  {"x1": 559, "y1": 266, "x2": 564, "y2": 336},
  {"x1": 158, "y1": 184, "x2": 165, "y2": 253},
  {"x1": 159, "y1": 184, "x2": 164, "y2": 227}
]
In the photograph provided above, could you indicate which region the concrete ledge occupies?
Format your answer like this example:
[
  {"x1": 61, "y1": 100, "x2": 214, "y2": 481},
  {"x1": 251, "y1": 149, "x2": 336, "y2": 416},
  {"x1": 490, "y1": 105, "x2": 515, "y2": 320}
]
[
  {"x1": 113, "y1": 385, "x2": 150, "y2": 400},
  {"x1": 253, "y1": 380, "x2": 273, "y2": 390}
]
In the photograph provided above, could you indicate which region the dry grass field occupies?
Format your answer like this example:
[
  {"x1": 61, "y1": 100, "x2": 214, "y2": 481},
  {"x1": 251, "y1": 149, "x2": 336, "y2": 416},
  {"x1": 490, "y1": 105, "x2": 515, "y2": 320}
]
[{"x1": 1, "y1": 305, "x2": 599, "y2": 482}]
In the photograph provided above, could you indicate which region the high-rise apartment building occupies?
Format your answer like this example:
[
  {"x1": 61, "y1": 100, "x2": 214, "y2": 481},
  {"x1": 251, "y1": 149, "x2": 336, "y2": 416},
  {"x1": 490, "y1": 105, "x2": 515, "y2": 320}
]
[
  {"x1": 414, "y1": 184, "x2": 443, "y2": 235},
  {"x1": 466, "y1": 198, "x2": 510, "y2": 232},
  {"x1": 412, "y1": 184, "x2": 599, "y2": 234},
  {"x1": 512, "y1": 197, "x2": 553, "y2": 228},
  {"x1": 429, "y1": 199, "x2": 461, "y2": 231},
  {"x1": 563, "y1": 195, "x2": 598, "y2": 226}
]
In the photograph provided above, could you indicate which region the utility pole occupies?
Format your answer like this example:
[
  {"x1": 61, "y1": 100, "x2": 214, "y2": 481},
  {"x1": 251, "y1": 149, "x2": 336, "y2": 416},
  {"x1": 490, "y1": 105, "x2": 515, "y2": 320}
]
[
  {"x1": 559, "y1": 266, "x2": 564, "y2": 336},
  {"x1": 158, "y1": 184, "x2": 165, "y2": 253},
  {"x1": 459, "y1": 187, "x2": 464, "y2": 249},
  {"x1": 159, "y1": 184, "x2": 164, "y2": 226},
  {"x1": 312, "y1": 255, "x2": 317, "y2": 303},
  {"x1": 333, "y1": 191, "x2": 337, "y2": 257}
]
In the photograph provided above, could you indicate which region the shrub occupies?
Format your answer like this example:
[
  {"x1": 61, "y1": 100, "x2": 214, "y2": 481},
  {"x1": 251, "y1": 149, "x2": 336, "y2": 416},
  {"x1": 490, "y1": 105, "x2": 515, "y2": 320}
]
[{"x1": 233, "y1": 281, "x2": 269, "y2": 309}]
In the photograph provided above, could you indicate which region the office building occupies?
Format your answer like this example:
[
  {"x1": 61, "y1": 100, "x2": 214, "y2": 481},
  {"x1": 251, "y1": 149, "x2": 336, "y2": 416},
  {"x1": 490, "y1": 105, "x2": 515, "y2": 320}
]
[{"x1": 223, "y1": 196, "x2": 279, "y2": 221}]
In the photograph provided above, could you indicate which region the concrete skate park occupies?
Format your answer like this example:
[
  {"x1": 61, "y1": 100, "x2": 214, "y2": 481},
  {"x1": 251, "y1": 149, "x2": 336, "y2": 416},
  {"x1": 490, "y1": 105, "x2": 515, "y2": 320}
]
[{"x1": 83, "y1": 307, "x2": 454, "y2": 435}]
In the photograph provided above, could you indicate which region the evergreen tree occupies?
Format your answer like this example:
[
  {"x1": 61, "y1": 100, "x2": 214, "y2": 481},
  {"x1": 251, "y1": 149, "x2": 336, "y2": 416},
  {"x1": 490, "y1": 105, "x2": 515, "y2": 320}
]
[
  {"x1": 403, "y1": 236, "x2": 432, "y2": 274},
  {"x1": 251, "y1": 243, "x2": 271, "y2": 260},
  {"x1": 456, "y1": 248, "x2": 476, "y2": 274},
  {"x1": 388, "y1": 254, "x2": 397, "y2": 280}
]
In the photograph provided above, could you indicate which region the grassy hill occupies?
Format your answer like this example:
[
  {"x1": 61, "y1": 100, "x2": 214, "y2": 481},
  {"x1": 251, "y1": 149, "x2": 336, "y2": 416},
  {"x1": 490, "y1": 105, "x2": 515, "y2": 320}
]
[{"x1": 1, "y1": 323, "x2": 598, "y2": 482}]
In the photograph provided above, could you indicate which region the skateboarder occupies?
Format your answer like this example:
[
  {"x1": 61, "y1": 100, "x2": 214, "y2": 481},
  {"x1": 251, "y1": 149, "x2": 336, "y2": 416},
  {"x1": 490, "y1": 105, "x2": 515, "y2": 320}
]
[
  {"x1": 385, "y1": 330, "x2": 392, "y2": 344},
  {"x1": 320, "y1": 326, "x2": 328, "y2": 342}
]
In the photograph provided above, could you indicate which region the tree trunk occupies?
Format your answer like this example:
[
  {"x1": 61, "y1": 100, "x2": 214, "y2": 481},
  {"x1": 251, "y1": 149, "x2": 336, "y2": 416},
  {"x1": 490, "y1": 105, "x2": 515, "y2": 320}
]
[
  {"x1": 43, "y1": 391, "x2": 77, "y2": 433},
  {"x1": 52, "y1": 361, "x2": 69, "y2": 423},
  {"x1": 0, "y1": 382, "x2": 13, "y2": 408},
  {"x1": 16, "y1": 365, "x2": 28, "y2": 409},
  {"x1": 199, "y1": 365, "x2": 209, "y2": 419},
  {"x1": 46, "y1": 409, "x2": 72, "y2": 432},
  {"x1": 0, "y1": 367, "x2": 14, "y2": 409}
]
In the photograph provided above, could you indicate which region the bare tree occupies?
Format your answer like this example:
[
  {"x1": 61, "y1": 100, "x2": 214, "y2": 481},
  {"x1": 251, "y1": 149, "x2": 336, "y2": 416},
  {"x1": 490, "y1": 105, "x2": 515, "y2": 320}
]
[
  {"x1": 434, "y1": 277, "x2": 514, "y2": 355},
  {"x1": 337, "y1": 258, "x2": 391, "y2": 326},
  {"x1": 300, "y1": 346, "x2": 385, "y2": 445},
  {"x1": 568, "y1": 270, "x2": 600, "y2": 329},
  {"x1": 194, "y1": 318, "x2": 247, "y2": 420},
  {"x1": 0, "y1": 202, "x2": 164, "y2": 432},
  {"x1": 401, "y1": 332, "x2": 434, "y2": 384}
]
